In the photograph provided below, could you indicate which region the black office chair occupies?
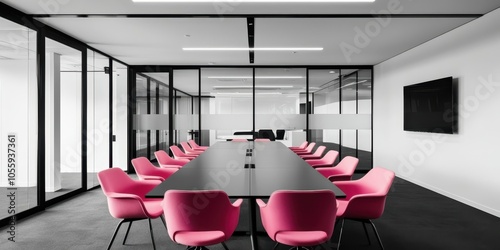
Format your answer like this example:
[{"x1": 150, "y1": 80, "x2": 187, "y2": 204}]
[
  {"x1": 258, "y1": 129, "x2": 276, "y2": 141},
  {"x1": 276, "y1": 129, "x2": 285, "y2": 140}
]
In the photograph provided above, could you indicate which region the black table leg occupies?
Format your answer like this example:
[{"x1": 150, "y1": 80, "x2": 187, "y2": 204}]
[{"x1": 249, "y1": 198, "x2": 258, "y2": 250}]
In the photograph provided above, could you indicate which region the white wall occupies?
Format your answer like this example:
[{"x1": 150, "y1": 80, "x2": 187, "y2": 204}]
[{"x1": 374, "y1": 8, "x2": 500, "y2": 217}]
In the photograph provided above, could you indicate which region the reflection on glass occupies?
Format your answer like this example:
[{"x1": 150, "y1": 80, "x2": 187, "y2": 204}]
[
  {"x1": 135, "y1": 74, "x2": 148, "y2": 158},
  {"x1": 309, "y1": 69, "x2": 341, "y2": 161},
  {"x1": 112, "y1": 60, "x2": 128, "y2": 170},
  {"x1": 45, "y1": 38, "x2": 83, "y2": 201},
  {"x1": 87, "y1": 50, "x2": 110, "y2": 189},
  {"x1": 255, "y1": 68, "x2": 306, "y2": 146},
  {"x1": 173, "y1": 70, "x2": 197, "y2": 146},
  {"x1": 0, "y1": 18, "x2": 37, "y2": 219},
  {"x1": 201, "y1": 68, "x2": 253, "y2": 145},
  {"x1": 158, "y1": 83, "x2": 169, "y2": 152}
]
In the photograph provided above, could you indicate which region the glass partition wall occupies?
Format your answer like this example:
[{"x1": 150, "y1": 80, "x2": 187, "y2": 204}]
[
  {"x1": 309, "y1": 69, "x2": 373, "y2": 170},
  {"x1": 132, "y1": 67, "x2": 372, "y2": 171},
  {"x1": 87, "y1": 50, "x2": 110, "y2": 189},
  {"x1": 45, "y1": 38, "x2": 83, "y2": 201},
  {"x1": 0, "y1": 9, "x2": 129, "y2": 227},
  {"x1": 255, "y1": 68, "x2": 306, "y2": 145},
  {"x1": 0, "y1": 18, "x2": 38, "y2": 219}
]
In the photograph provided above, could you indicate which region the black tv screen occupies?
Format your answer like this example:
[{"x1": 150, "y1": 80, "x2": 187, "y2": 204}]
[{"x1": 404, "y1": 77, "x2": 457, "y2": 134}]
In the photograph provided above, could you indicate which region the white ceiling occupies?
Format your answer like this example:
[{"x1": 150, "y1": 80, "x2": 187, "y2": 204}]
[
  {"x1": 4, "y1": 0, "x2": 500, "y2": 15},
  {"x1": 2, "y1": 0, "x2": 500, "y2": 66}
]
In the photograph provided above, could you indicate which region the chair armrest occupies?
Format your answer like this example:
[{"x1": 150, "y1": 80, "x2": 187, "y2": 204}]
[
  {"x1": 160, "y1": 164, "x2": 181, "y2": 169},
  {"x1": 232, "y1": 199, "x2": 243, "y2": 207},
  {"x1": 256, "y1": 199, "x2": 267, "y2": 208},
  {"x1": 142, "y1": 176, "x2": 165, "y2": 182},
  {"x1": 106, "y1": 192, "x2": 141, "y2": 200}
]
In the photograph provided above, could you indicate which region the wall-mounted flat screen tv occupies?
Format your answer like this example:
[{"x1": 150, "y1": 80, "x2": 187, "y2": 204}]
[{"x1": 404, "y1": 77, "x2": 457, "y2": 134}]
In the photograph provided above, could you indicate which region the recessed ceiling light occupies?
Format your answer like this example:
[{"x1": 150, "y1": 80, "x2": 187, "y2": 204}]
[
  {"x1": 183, "y1": 47, "x2": 323, "y2": 51},
  {"x1": 134, "y1": 0, "x2": 374, "y2": 2}
]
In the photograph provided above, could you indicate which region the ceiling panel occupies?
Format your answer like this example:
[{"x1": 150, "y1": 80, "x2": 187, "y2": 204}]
[
  {"x1": 3, "y1": 0, "x2": 500, "y2": 15},
  {"x1": 38, "y1": 18, "x2": 250, "y2": 65},
  {"x1": 254, "y1": 18, "x2": 475, "y2": 65}
]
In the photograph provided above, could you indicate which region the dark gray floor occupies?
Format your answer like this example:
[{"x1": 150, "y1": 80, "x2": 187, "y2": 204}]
[
  {"x1": 0, "y1": 173, "x2": 99, "y2": 219},
  {"x1": 1, "y1": 175, "x2": 499, "y2": 250}
]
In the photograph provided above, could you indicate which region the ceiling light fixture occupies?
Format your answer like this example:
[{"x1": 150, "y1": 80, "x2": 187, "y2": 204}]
[
  {"x1": 134, "y1": 0, "x2": 374, "y2": 2},
  {"x1": 208, "y1": 76, "x2": 304, "y2": 79},
  {"x1": 183, "y1": 47, "x2": 323, "y2": 51},
  {"x1": 213, "y1": 85, "x2": 294, "y2": 89}
]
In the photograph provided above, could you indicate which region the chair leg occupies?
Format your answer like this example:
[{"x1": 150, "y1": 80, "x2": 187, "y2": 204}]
[
  {"x1": 122, "y1": 221, "x2": 133, "y2": 245},
  {"x1": 368, "y1": 220, "x2": 384, "y2": 250},
  {"x1": 160, "y1": 214, "x2": 168, "y2": 230},
  {"x1": 361, "y1": 221, "x2": 372, "y2": 245},
  {"x1": 107, "y1": 219, "x2": 126, "y2": 250},
  {"x1": 273, "y1": 242, "x2": 280, "y2": 250},
  {"x1": 148, "y1": 218, "x2": 156, "y2": 250},
  {"x1": 221, "y1": 242, "x2": 229, "y2": 250},
  {"x1": 337, "y1": 219, "x2": 345, "y2": 250}
]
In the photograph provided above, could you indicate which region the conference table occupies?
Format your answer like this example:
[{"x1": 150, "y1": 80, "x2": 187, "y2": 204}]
[{"x1": 146, "y1": 141, "x2": 345, "y2": 250}]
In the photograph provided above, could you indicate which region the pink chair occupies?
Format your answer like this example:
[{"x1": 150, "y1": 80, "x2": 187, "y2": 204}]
[
  {"x1": 180, "y1": 141, "x2": 203, "y2": 156},
  {"x1": 316, "y1": 156, "x2": 359, "y2": 182},
  {"x1": 131, "y1": 157, "x2": 178, "y2": 182},
  {"x1": 170, "y1": 145, "x2": 196, "y2": 161},
  {"x1": 97, "y1": 168, "x2": 164, "y2": 250},
  {"x1": 293, "y1": 142, "x2": 316, "y2": 155},
  {"x1": 300, "y1": 146, "x2": 326, "y2": 160},
  {"x1": 305, "y1": 150, "x2": 339, "y2": 168},
  {"x1": 254, "y1": 138, "x2": 271, "y2": 142},
  {"x1": 188, "y1": 139, "x2": 208, "y2": 151},
  {"x1": 154, "y1": 150, "x2": 189, "y2": 168},
  {"x1": 289, "y1": 141, "x2": 308, "y2": 151},
  {"x1": 257, "y1": 190, "x2": 337, "y2": 249},
  {"x1": 162, "y1": 190, "x2": 243, "y2": 250},
  {"x1": 335, "y1": 167, "x2": 395, "y2": 250},
  {"x1": 231, "y1": 138, "x2": 248, "y2": 142}
]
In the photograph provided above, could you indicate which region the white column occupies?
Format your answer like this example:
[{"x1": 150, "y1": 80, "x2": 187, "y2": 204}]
[{"x1": 45, "y1": 52, "x2": 61, "y2": 192}]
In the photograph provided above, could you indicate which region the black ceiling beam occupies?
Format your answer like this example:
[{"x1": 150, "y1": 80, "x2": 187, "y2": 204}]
[
  {"x1": 247, "y1": 17, "x2": 255, "y2": 64},
  {"x1": 31, "y1": 14, "x2": 483, "y2": 18}
]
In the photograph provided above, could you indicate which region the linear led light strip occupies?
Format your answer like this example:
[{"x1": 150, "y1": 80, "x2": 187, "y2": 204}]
[
  {"x1": 213, "y1": 85, "x2": 294, "y2": 89},
  {"x1": 209, "y1": 76, "x2": 304, "y2": 79},
  {"x1": 135, "y1": 0, "x2": 374, "y2": 2},
  {"x1": 184, "y1": 48, "x2": 323, "y2": 51}
]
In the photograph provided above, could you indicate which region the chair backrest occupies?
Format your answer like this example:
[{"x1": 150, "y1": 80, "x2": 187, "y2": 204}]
[
  {"x1": 295, "y1": 141, "x2": 308, "y2": 149},
  {"x1": 188, "y1": 140, "x2": 206, "y2": 150},
  {"x1": 312, "y1": 146, "x2": 326, "y2": 157},
  {"x1": 155, "y1": 150, "x2": 189, "y2": 166},
  {"x1": 170, "y1": 145, "x2": 189, "y2": 157},
  {"x1": 275, "y1": 129, "x2": 285, "y2": 140},
  {"x1": 97, "y1": 168, "x2": 148, "y2": 219},
  {"x1": 163, "y1": 190, "x2": 240, "y2": 242},
  {"x1": 260, "y1": 190, "x2": 337, "y2": 240},
  {"x1": 254, "y1": 138, "x2": 271, "y2": 142},
  {"x1": 342, "y1": 167, "x2": 395, "y2": 219},
  {"x1": 131, "y1": 157, "x2": 177, "y2": 180},
  {"x1": 180, "y1": 142, "x2": 194, "y2": 152},
  {"x1": 188, "y1": 139, "x2": 200, "y2": 148},
  {"x1": 335, "y1": 156, "x2": 359, "y2": 177},
  {"x1": 98, "y1": 168, "x2": 135, "y2": 195},
  {"x1": 231, "y1": 138, "x2": 248, "y2": 142},
  {"x1": 321, "y1": 150, "x2": 339, "y2": 164},
  {"x1": 303, "y1": 142, "x2": 316, "y2": 153},
  {"x1": 258, "y1": 129, "x2": 276, "y2": 141}
]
